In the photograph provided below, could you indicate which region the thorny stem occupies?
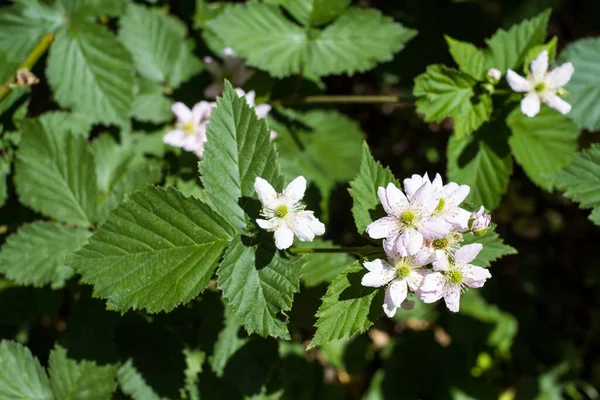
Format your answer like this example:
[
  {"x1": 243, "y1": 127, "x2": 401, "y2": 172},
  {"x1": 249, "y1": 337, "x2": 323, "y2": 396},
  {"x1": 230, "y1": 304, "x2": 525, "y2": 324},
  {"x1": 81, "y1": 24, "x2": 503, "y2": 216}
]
[
  {"x1": 0, "y1": 33, "x2": 55, "y2": 103},
  {"x1": 289, "y1": 246, "x2": 382, "y2": 256}
]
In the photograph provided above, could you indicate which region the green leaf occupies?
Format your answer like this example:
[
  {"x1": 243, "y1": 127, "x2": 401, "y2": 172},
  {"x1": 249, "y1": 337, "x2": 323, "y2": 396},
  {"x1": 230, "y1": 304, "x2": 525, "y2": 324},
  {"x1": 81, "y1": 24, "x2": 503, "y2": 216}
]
[
  {"x1": 523, "y1": 37, "x2": 557, "y2": 74},
  {"x1": 445, "y1": 36, "x2": 487, "y2": 80},
  {"x1": 131, "y1": 78, "x2": 172, "y2": 123},
  {"x1": 208, "y1": 3, "x2": 416, "y2": 77},
  {"x1": 0, "y1": 155, "x2": 9, "y2": 208},
  {"x1": 209, "y1": 307, "x2": 247, "y2": 377},
  {"x1": 559, "y1": 37, "x2": 600, "y2": 131},
  {"x1": 413, "y1": 65, "x2": 492, "y2": 138},
  {"x1": 47, "y1": 21, "x2": 135, "y2": 126},
  {"x1": 199, "y1": 82, "x2": 282, "y2": 232},
  {"x1": 119, "y1": 3, "x2": 202, "y2": 88},
  {"x1": 168, "y1": 39, "x2": 204, "y2": 89},
  {"x1": 182, "y1": 349, "x2": 204, "y2": 400},
  {"x1": 0, "y1": 340, "x2": 53, "y2": 400},
  {"x1": 447, "y1": 123, "x2": 513, "y2": 210},
  {"x1": 218, "y1": 236, "x2": 303, "y2": 339},
  {"x1": 67, "y1": 186, "x2": 234, "y2": 313},
  {"x1": 348, "y1": 143, "x2": 399, "y2": 233},
  {"x1": 118, "y1": 360, "x2": 165, "y2": 400},
  {"x1": 310, "y1": 262, "x2": 383, "y2": 347},
  {"x1": 553, "y1": 144, "x2": 600, "y2": 209},
  {"x1": 0, "y1": 221, "x2": 90, "y2": 289},
  {"x1": 507, "y1": 107, "x2": 579, "y2": 191},
  {"x1": 298, "y1": 239, "x2": 354, "y2": 287},
  {"x1": 266, "y1": 0, "x2": 351, "y2": 26},
  {"x1": 14, "y1": 115, "x2": 98, "y2": 227},
  {"x1": 461, "y1": 227, "x2": 517, "y2": 268},
  {"x1": 48, "y1": 345, "x2": 118, "y2": 400},
  {"x1": 590, "y1": 208, "x2": 600, "y2": 226}
]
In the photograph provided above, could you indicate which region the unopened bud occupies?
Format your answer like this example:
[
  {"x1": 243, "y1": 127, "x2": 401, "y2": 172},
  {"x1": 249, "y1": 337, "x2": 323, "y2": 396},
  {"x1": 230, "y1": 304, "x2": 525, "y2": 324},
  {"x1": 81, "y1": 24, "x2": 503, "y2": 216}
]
[
  {"x1": 487, "y1": 68, "x2": 502, "y2": 81},
  {"x1": 223, "y1": 47, "x2": 234, "y2": 56},
  {"x1": 556, "y1": 87, "x2": 567, "y2": 97},
  {"x1": 468, "y1": 206, "x2": 491, "y2": 236}
]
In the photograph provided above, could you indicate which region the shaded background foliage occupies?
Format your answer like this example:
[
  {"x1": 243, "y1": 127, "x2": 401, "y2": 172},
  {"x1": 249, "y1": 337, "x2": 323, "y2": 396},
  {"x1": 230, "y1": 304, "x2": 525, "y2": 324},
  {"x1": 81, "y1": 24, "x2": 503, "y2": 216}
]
[{"x1": 1, "y1": 0, "x2": 600, "y2": 399}]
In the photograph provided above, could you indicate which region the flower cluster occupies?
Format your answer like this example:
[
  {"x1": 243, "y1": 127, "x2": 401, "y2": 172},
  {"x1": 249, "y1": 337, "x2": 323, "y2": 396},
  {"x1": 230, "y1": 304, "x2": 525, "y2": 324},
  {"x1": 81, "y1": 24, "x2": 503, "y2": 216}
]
[
  {"x1": 163, "y1": 88, "x2": 276, "y2": 158},
  {"x1": 362, "y1": 173, "x2": 492, "y2": 315}
]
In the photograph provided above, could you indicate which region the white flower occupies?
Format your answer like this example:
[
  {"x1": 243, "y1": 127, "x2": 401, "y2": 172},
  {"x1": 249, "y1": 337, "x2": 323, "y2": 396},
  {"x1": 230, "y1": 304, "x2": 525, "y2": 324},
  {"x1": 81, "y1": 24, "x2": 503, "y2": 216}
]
[
  {"x1": 403, "y1": 173, "x2": 471, "y2": 231},
  {"x1": 419, "y1": 243, "x2": 491, "y2": 312},
  {"x1": 164, "y1": 101, "x2": 216, "y2": 158},
  {"x1": 506, "y1": 50, "x2": 574, "y2": 117},
  {"x1": 236, "y1": 88, "x2": 277, "y2": 139},
  {"x1": 255, "y1": 176, "x2": 325, "y2": 250},
  {"x1": 366, "y1": 181, "x2": 450, "y2": 256},
  {"x1": 361, "y1": 246, "x2": 434, "y2": 317},
  {"x1": 487, "y1": 68, "x2": 502, "y2": 81},
  {"x1": 469, "y1": 206, "x2": 491, "y2": 236}
]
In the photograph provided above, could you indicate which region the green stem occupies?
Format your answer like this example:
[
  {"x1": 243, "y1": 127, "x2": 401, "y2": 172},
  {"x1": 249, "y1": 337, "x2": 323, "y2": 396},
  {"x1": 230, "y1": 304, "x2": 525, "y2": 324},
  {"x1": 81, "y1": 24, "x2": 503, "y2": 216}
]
[
  {"x1": 0, "y1": 33, "x2": 54, "y2": 103},
  {"x1": 289, "y1": 246, "x2": 381, "y2": 255},
  {"x1": 301, "y1": 95, "x2": 403, "y2": 104}
]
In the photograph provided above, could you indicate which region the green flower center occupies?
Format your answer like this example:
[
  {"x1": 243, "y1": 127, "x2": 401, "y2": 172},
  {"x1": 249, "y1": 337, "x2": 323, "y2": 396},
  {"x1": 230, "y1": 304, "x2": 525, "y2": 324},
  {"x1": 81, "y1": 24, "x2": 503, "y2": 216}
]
[
  {"x1": 534, "y1": 82, "x2": 546, "y2": 93},
  {"x1": 434, "y1": 198, "x2": 445, "y2": 214},
  {"x1": 396, "y1": 263, "x2": 411, "y2": 280},
  {"x1": 432, "y1": 238, "x2": 449, "y2": 250},
  {"x1": 274, "y1": 205, "x2": 288, "y2": 218},
  {"x1": 447, "y1": 269, "x2": 463, "y2": 285},
  {"x1": 400, "y1": 211, "x2": 416, "y2": 227}
]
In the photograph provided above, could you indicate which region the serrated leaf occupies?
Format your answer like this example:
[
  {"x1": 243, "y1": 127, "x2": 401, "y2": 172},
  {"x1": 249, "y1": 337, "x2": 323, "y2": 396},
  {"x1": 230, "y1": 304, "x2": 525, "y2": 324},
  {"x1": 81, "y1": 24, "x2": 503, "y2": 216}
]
[
  {"x1": 199, "y1": 82, "x2": 282, "y2": 232},
  {"x1": 48, "y1": 345, "x2": 118, "y2": 400},
  {"x1": 67, "y1": 186, "x2": 234, "y2": 313},
  {"x1": 15, "y1": 115, "x2": 98, "y2": 227},
  {"x1": 447, "y1": 123, "x2": 513, "y2": 210},
  {"x1": 218, "y1": 236, "x2": 303, "y2": 339},
  {"x1": 310, "y1": 263, "x2": 383, "y2": 347},
  {"x1": 298, "y1": 239, "x2": 354, "y2": 287},
  {"x1": 0, "y1": 221, "x2": 90, "y2": 288},
  {"x1": 47, "y1": 21, "x2": 135, "y2": 126},
  {"x1": 507, "y1": 107, "x2": 579, "y2": 191},
  {"x1": 267, "y1": 0, "x2": 351, "y2": 26},
  {"x1": 559, "y1": 37, "x2": 600, "y2": 130},
  {"x1": 119, "y1": 3, "x2": 202, "y2": 88},
  {"x1": 461, "y1": 227, "x2": 517, "y2": 268},
  {"x1": 348, "y1": 143, "x2": 399, "y2": 233},
  {"x1": 590, "y1": 208, "x2": 600, "y2": 225},
  {"x1": 169, "y1": 39, "x2": 204, "y2": 89},
  {"x1": 208, "y1": 3, "x2": 416, "y2": 78},
  {"x1": 209, "y1": 307, "x2": 247, "y2": 377},
  {"x1": 414, "y1": 65, "x2": 492, "y2": 138},
  {"x1": 0, "y1": 155, "x2": 9, "y2": 208},
  {"x1": 183, "y1": 348, "x2": 204, "y2": 400},
  {"x1": 445, "y1": 36, "x2": 487, "y2": 80},
  {"x1": 131, "y1": 78, "x2": 172, "y2": 123},
  {"x1": 118, "y1": 360, "x2": 165, "y2": 400},
  {"x1": 0, "y1": 340, "x2": 53, "y2": 400},
  {"x1": 553, "y1": 144, "x2": 600, "y2": 209}
]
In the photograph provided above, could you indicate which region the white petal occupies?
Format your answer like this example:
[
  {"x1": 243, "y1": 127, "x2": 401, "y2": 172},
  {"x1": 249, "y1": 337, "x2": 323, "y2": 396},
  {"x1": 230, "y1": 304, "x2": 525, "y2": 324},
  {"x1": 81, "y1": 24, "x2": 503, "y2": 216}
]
[
  {"x1": 274, "y1": 226, "x2": 294, "y2": 250},
  {"x1": 542, "y1": 92, "x2": 571, "y2": 115},
  {"x1": 407, "y1": 269, "x2": 427, "y2": 292},
  {"x1": 244, "y1": 90, "x2": 256, "y2": 106},
  {"x1": 530, "y1": 50, "x2": 549, "y2": 82},
  {"x1": 447, "y1": 185, "x2": 470, "y2": 207},
  {"x1": 382, "y1": 236, "x2": 399, "y2": 258},
  {"x1": 410, "y1": 182, "x2": 439, "y2": 215},
  {"x1": 163, "y1": 130, "x2": 186, "y2": 147},
  {"x1": 362, "y1": 260, "x2": 396, "y2": 287},
  {"x1": 418, "y1": 272, "x2": 445, "y2": 303},
  {"x1": 396, "y1": 229, "x2": 423, "y2": 256},
  {"x1": 442, "y1": 182, "x2": 458, "y2": 197},
  {"x1": 366, "y1": 216, "x2": 399, "y2": 239},
  {"x1": 412, "y1": 247, "x2": 435, "y2": 266},
  {"x1": 282, "y1": 176, "x2": 306, "y2": 204},
  {"x1": 269, "y1": 130, "x2": 277, "y2": 140},
  {"x1": 432, "y1": 255, "x2": 449, "y2": 272},
  {"x1": 521, "y1": 92, "x2": 541, "y2": 117},
  {"x1": 182, "y1": 134, "x2": 203, "y2": 152},
  {"x1": 381, "y1": 183, "x2": 409, "y2": 215},
  {"x1": 171, "y1": 102, "x2": 192, "y2": 122},
  {"x1": 254, "y1": 177, "x2": 278, "y2": 207},
  {"x1": 388, "y1": 279, "x2": 408, "y2": 307},
  {"x1": 382, "y1": 295, "x2": 398, "y2": 318},
  {"x1": 289, "y1": 216, "x2": 315, "y2": 242},
  {"x1": 403, "y1": 174, "x2": 426, "y2": 199},
  {"x1": 191, "y1": 101, "x2": 212, "y2": 124},
  {"x1": 545, "y1": 62, "x2": 574, "y2": 89},
  {"x1": 255, "y1": 104, "x2": 271, "y2": 119},
  {"x1": 452, "y1": 208, "x2": 472, "y2": 232},
  {"x1": 302, "y1": 212, "x2": 325, "y2": 236},
  {"x1": 420, "y1": 218, "x2": 451, "y2": 240},
  {"x1": 455, "y1": 243, "x2": 483, "y2": 265},
  {"x1": 235, "y1": 88, "x2": 246, "y2": 98},
  {"x1": 443, "y1": 285, "x2": 461, "y2": 312},
  {"x1": 462, "y1": 265, "x2": 491, "y2": 288},
  {"x1": 256, "y1": 219, "x2": 275, "y2": 230},
  {"x1": 431, "y1": 173, "x2": 443, "y2": 190},
  {"x1": 506, "y1": 70, "x2": 533, "y2": 92}
]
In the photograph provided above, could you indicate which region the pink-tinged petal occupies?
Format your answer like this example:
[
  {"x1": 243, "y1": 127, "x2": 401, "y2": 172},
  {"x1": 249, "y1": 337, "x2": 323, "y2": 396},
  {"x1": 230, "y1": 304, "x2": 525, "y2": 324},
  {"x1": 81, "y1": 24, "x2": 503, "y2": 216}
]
[
  {"x1": 245, "y1": 90, "x2": 257, "y2": 106},
  {"x1": 447, "y1": 185, "x2": 470, "y2": 206},
  {"x1": 420, "y1": 218, "x2": 451, "y2": 240},
  {"x1": 442, "y1": 181, "x2": 458, "y2": 196},
  {"x1": 506, "y1": 70, "x2": 533, "y2": 92},
  {"x1": 396, "y1": 229, "x2": 423, "y2": 256},
  {"x1": 382, "y1": 236, "x2": 399, "y2": 258},
  {"x1": 407, "y1": 269, "x2": 427, "y2": 291},
  {"x1": 383, "y1": 183, "x2": 409, "y2": 215},
  {"x1": 542, "y1": 92, "x2": 571, "y2": 115},
  {"x1": 362, "y1": 260, "x2": 395, "y2": 287},
  {"x1": 545, "y1": 62, "x2": 574, "y2": 89},
  {"x1": 191, "y1": 101, "x2": 212, "y2": 124},
  {"x1": 432, "y1": 255, "x2": 449, "y2": 272},
  {"x1": 462, "y1": 265, "x2": 491, "y2": 288},
  {"x1": 274, "y1": 226, "x2": 294, "y2": 250},
  {"x1": 388, "y1": 279, "x2": 408, "y2": 307},
  {"x1": 269, "y1": 130, "x2": 277, "y2": 140},
  {"x1": 254, "y1": 104, "x2": 271, "y2": 119},
  {"x1": 403, "y1": 174, "x2": 427, "y2": 199},
  {"x1": 419, "y1": 272, "x2": 445, "y2": 303},
  {"x1": 223, "y1": 47, "x2": 234, "y2": 56},
  {"x1": 452, "y1": 207, "x2": 472, "y2": 232},
  {"x1": 194, "y1": 147, "x2": 205, "y2": 159},
  {"x1": 431, "y1": 173, "x2": 443, "y2": 190},
  {"x1": 410, "y1": 182, "x2": 439, "y2": 215},
  {"x1": 254, "y1": 177, "x2": 278, "y2": 207},
  {"x1": 163, "y1": 130, "x2": 186, "y2": 147},
  {"x1": 282, "y1": 176, "x2": 306, "y2": 204},
  {"x1": 412, "y1": 247, "x2": 435, "y2": 266},
  {"x1": 366, "y1": 216, "x2": 399, "y2": 239},
  {"x1": 382, "y1": 293, "x2": 398, "y2": 318},
  {"x1": 521, "y1": 92, "x2": 541, "y2": 117},
  {"x1": 455, "y1": 243, "x2": 483, "y2": 265},
  {"x1": 182, "y1": 134, "x2": 202, "y2": 152},
  {"x1": 289, "y1": 216, "x2": 315, "y2": 242},
  {"x1": 235, "y1": 88, "x2": 246, "y2": 98},
  {"x1": 171, "y1": 102, "x2": 192, "y2": 122},
  {"x1": 443, "y1": 285, "x2": 461, "y2": 312},
  {"x1": 530, "y1": 50, "x2": 549, "y2": 82},
  {"x1": 256, "y1": 219, "x2": 275, "y2": 230}
]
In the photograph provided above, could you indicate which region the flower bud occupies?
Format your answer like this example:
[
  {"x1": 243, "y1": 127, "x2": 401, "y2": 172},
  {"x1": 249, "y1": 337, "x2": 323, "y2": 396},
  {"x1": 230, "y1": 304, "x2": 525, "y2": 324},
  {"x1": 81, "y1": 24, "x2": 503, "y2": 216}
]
[
  {"x1": 468, "y1": 206, "x2": 491, "y2": 236},
  {"x1": 487, "y1": 68, "x2": 502, "y2": 81}
]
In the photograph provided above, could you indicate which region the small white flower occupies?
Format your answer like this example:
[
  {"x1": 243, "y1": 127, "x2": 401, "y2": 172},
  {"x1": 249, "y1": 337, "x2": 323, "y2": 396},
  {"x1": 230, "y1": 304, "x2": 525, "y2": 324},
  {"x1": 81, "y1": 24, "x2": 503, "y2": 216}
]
[
  {"x1": 419, "y1": 243, "x2": 491, "y2": 312},
  {"x1": 506, "y1": 50, "x2": 574, "y2": 117},
  {"x1": 255, "y1": 176, "x2": 325, "y2": 250},
  {"x1": 469, "y1": 206, "x2": 491, "y2": 236},
  {"x1": 403, "y1": 173, "x2": 471, "y2": 231},
  {"x1": 361, "y1": 246, "x2": 434, "y2": 317},
  {"x1": 164, "y1": 101, "x2": 216, "y2": 158},
  {"x1": 236, "y1": 88, "x2": 277, "y2": 139},
  {"x1": 366, "y1": 181, "x2": 450, "y2": 257},
  {"x1": 487, "y1": 68, "x2": 502, "y2": 81}
]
